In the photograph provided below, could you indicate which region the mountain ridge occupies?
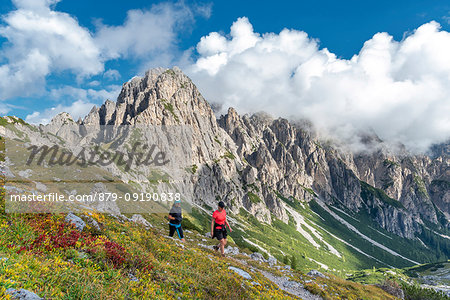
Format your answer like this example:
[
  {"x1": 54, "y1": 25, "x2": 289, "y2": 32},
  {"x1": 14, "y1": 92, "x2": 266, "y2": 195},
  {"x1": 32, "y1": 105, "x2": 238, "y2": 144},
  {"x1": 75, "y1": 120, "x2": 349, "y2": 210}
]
[{"x1": 74, "y1": 67, "x2": 448, "y2": 239}]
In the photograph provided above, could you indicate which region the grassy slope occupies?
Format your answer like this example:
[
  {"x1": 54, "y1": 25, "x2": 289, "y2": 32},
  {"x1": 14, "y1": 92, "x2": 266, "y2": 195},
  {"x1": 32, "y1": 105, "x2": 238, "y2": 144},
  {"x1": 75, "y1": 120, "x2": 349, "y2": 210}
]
[
  {"x1": 223, "y1": 186, "x2": 447, "y2": 275},
  {"x1": 0, "y1": 212, "x2": 287, "y2": 299},
  {"x1": 142, "y1": 178, "x2": 445, "y2": 281},
  {"x1": 183, "y1": 200, "x2": 399, "y2": 279},
  {"x1": 0, "y1": 161, "x2": 395, "y2": 300},
  {"x1": 325, "y1": 204, "x2": 447, "y2": 264},
  {"x1": 225, "y1": 197, "x2": 416, "y2": 274},
  {"x1": 0, "y1": 210, "x2": 397, "y2": 298},
  {"x1": 347, "y1": 262, "x2": 450, "y2": 300}
]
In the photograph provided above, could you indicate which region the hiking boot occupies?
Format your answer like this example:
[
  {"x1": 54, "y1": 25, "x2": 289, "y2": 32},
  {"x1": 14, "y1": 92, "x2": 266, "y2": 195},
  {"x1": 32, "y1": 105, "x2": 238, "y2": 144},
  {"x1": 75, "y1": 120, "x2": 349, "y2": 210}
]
[{"x1": 213, "y1": 245, "x2": 219, "y2": 251}]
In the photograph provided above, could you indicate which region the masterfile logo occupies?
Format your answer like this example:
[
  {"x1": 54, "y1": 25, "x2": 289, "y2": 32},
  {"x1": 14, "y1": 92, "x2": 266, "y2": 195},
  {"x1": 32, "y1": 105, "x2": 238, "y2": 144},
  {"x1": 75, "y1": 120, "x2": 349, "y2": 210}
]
[{"x1": 3, "y1": 124, "x2": 193, "y2": 214}]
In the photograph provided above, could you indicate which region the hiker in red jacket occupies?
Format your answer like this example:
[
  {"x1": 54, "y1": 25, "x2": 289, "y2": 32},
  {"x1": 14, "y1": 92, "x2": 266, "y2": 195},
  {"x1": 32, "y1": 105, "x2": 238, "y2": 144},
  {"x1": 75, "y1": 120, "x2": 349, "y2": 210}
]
[{"x1": 211, "y1": 201, "x2": 232, "y2": 256}]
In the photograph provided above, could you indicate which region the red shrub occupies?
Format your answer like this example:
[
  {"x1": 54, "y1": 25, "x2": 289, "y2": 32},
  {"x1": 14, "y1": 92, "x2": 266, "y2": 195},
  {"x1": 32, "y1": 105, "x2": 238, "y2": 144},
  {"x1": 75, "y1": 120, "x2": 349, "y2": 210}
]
[{"x1": 104, "y1": 241, "x2": 127, "y2": 267}]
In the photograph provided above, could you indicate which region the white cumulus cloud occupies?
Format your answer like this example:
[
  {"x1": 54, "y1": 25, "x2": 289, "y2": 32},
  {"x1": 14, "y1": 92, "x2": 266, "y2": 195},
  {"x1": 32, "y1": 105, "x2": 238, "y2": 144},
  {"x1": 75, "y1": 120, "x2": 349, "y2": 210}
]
[
  {"x1": 24, "y1": 84, "x2": 121, "y2": 124},
  {"x1": 48, "y1": 85, "x2": 121, "y2": 103},
  {"x1": 103, "y1": 69, "x2": 121, "y2": 81},
  {"x1": 0, "y1": 0, "x2": 103, "y2": 99},
  {"x1": 188, "y1": 17, "x2": 450, "y2": 153},
  {"x1": 1, "y1": 0, "x2": 208, "y2": 127},
  {"x1": 95, "y1": 2, "x2": 196, "y2": 61},
  {"x1": 25, "y1": 99, "x2": 95, "y2": 125},
  {"x1": 0, "y1": 0, "x2": 206, "y2": 101}
]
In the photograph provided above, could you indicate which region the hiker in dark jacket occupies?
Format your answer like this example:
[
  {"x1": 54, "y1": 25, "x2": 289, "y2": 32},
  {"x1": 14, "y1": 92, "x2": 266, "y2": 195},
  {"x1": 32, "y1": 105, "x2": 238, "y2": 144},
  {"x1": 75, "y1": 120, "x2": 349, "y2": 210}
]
[{"x1": 168, "y1": 199, "x2": 185, "y2": 241}]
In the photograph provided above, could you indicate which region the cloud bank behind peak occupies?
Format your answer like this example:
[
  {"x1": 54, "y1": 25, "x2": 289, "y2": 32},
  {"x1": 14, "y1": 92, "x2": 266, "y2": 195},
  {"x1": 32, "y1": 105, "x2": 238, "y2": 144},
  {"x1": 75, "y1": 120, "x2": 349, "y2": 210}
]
[{"x1": 187, "y1": 17, "x2": 450, "y2": 153}]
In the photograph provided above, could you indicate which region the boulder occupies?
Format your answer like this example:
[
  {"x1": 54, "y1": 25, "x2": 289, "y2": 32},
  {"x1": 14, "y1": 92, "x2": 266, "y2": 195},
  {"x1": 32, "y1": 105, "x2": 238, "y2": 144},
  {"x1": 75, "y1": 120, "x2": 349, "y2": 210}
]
[
  {"x1": 267, "y1": 256, "x2": 277, "y2": 266},
  {"x1": 65, "y1": 213, "x2": 85, "y2": 231},
  {"x1": 129, "y1": 214, "x2": 152, "y2": 228},
  {"x1": 228, "y1": 266, "x2": 252, "y2": 280},
  {"x1": 224, "y1": 246, "x2": 239, "y2": 255},
  {"x1": 6, "y1": 288, "x2": 42, "y2": 300},
  {"x1": 250, "y1": 252, "x2": 265, "y2": 262},
  {"x1": 128, "y1": 273, "x2": 139, "y2": 282},
  {"x1": 307, "y1": 269, "x2": 326, "y2": 278}
]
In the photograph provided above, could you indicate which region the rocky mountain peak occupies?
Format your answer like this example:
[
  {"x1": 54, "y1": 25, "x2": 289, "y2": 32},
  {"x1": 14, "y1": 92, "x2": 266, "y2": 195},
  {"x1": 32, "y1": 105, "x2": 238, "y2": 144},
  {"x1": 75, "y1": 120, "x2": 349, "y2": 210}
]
[
  {"x1": 50, "y1": 112, "x2": 74, "y2": 124},
  {"x1": 83, "y1": 67, "x2": 216, "y2": 128}
]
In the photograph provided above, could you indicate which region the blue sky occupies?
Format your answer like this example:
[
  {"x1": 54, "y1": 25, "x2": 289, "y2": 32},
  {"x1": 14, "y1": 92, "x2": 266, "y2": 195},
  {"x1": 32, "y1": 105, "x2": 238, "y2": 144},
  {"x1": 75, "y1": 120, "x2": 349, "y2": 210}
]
[
  {"x1": 52, "y1": 0, "x2": 449, "y2": 57},
  {"x1": 0, "y1": 0, "x2": 449, "y2": 151}
]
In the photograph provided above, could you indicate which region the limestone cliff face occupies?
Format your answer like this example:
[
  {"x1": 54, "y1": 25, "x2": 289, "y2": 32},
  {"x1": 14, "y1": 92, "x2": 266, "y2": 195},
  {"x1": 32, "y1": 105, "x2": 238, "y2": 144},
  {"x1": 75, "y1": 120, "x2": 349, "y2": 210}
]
[
  {"x1": 217, "y1": 106, "x2": 448, "y2": 238},
  {"x1": 58, "y1": 68, "x2": 450, "y2": 238}
]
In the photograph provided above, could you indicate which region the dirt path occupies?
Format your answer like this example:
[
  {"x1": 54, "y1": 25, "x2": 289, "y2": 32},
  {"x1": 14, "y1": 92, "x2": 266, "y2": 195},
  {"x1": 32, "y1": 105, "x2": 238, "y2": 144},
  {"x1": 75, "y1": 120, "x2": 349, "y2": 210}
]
[
  {"x1": 228, "y1": 256, "x2": 322, "y2": 300},
  {"x1": 258, "y1": 269, "x2": 323, "y2": 300}
]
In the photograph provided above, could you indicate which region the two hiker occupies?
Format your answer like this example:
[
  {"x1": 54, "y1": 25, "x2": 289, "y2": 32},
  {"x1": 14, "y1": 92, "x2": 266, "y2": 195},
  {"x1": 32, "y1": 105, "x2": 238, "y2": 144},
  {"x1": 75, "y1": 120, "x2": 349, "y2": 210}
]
[{"x1": 168, "y1": 200, "x2": 233, "y2": 257}]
